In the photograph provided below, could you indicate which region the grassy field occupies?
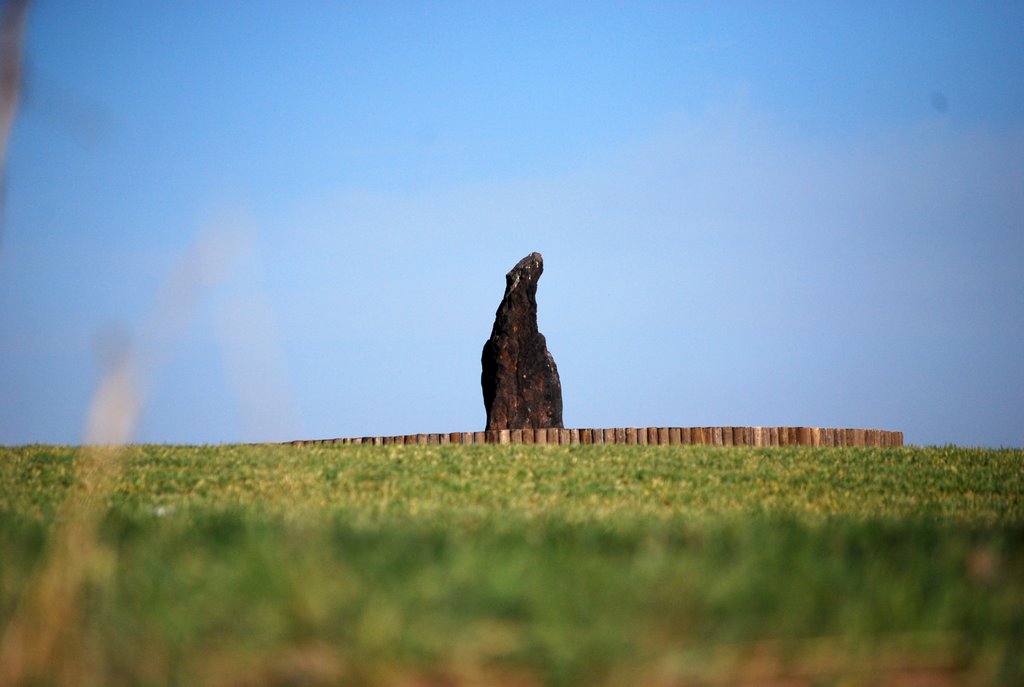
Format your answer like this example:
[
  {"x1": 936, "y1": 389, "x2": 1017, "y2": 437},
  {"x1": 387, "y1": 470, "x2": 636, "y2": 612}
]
[{"x1": 1, "y1": 444, "x2": 1022, "y2": 686}]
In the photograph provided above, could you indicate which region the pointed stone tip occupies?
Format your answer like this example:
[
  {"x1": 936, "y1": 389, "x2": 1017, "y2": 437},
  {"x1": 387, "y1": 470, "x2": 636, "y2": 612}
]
[{"x1": 507, "y1": 252, "x2": 544, "y2": 282}]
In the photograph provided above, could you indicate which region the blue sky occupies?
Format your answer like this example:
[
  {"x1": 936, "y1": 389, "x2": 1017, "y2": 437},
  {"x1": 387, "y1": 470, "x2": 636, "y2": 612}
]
[{"x1": 1, "y1": 1, "x2": 1022, "y2": 447}]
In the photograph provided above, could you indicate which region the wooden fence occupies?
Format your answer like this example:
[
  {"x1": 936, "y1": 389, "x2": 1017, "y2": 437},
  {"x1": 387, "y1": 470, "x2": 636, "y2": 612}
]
[{"x1": 286, "y1": 427, "x2": 903, "y2": 448}]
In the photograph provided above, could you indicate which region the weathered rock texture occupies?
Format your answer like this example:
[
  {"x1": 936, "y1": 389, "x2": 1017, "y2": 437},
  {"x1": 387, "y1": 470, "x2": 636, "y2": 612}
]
[{"x1": 481, "y1": 252, "x2": 563, "y2": 431}]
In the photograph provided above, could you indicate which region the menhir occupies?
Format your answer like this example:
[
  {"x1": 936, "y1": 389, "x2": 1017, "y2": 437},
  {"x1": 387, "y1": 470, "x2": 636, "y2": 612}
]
[{"x1": 481, "y1": 252, "x2": 563, "y2": 431}]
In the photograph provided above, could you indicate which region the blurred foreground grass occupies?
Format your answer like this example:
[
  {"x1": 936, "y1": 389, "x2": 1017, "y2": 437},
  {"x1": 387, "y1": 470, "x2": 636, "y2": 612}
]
[{"x1": 1, "y1": 444, "x2": 1022, "y2": 686}]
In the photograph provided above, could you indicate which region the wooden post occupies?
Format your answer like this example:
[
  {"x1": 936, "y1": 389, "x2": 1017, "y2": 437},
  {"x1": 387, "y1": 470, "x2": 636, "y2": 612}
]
[
  {"x1": 558, "y1": 429, "x2": 571, "y2": 445},
  {"x1": 439, "y1": 433, "x2": 450, "y2": 445},
  {"x1": 511, "y1": 429, "x2": 522, "y2": 444},
  {"x1": 535, "y1": 428, "x2": 547, "y2": 445},
  {"x1": 625, "y1": 427, "x2": 637, "y2": 445},
  {"x1": 473, "y1": 431, "x2": 486, "y2": 444},
  {"x1": 461, "y1": 432, "x2": 474, "y2": 445},
  {"x1": 722, "y1": 427, "x2": 734, "y2": 446},
  {"x1": 669, "y1": 427, "x2": 682, "y2": 445},
  {"x1": 569, "y1": 429, "x2": 580, "y2": 445},
  {"x1": 498, "y1": 429, "x2": 510, "y2": 445},
  {"x1": 581, "y1": 428, "x2": 592, "y2": 445},
  {"x1": 547, "y1": 428, "x2": 560, "y2": 444}
]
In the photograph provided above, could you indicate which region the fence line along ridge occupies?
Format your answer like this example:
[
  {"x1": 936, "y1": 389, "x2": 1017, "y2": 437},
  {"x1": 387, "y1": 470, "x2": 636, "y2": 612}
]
[{"x1": 284, "y1": 427, "x2": 903, "y2": 448}]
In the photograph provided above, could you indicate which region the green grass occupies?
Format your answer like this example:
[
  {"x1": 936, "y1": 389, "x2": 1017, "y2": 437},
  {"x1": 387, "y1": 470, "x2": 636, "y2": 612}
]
[{"x1": 1, "y1": 444, "x2": 1022, "y2": 686}]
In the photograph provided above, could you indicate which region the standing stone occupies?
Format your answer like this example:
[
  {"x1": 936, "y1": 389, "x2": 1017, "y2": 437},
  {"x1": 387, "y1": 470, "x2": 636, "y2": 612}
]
[{"x1": 481, "y1": 252, "x2": 563, "y2": 431}]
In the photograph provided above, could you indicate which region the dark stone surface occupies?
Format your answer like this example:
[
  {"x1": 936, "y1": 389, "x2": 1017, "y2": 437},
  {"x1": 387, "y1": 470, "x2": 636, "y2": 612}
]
[{"x1": 481, "y1": 252, "x2": 563, "y2": 431}]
